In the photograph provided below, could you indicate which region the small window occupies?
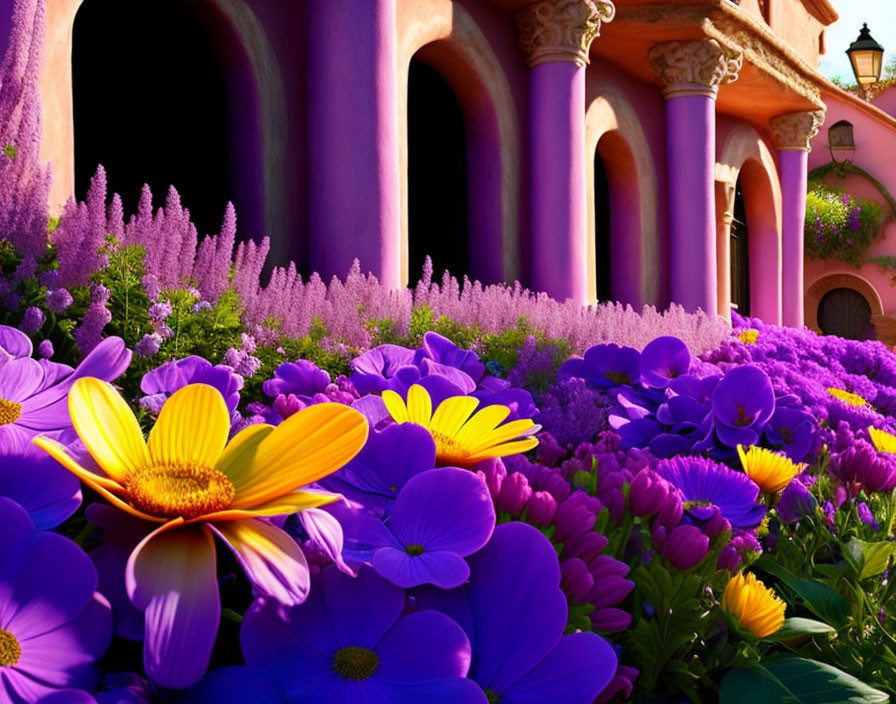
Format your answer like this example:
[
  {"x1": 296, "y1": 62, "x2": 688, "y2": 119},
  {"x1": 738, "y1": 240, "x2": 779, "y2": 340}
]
[{"x1": 819, "y1": 31, "x2": 826, "y2": 56}]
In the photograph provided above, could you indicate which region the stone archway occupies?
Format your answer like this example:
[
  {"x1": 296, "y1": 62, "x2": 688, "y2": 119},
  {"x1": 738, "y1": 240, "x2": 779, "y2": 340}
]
[{"x1": 806, "y1": 273, "x2": 893, "y2": 343}]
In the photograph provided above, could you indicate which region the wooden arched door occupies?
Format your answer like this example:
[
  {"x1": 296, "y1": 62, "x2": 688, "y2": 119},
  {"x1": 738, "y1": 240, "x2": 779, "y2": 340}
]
[{"x1": 817, "y1": 288, "x2": 872, "y2": 340}]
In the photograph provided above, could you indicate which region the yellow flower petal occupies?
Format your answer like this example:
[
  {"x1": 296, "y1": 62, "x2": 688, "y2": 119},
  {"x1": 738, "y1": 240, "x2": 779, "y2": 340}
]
[
  {"x1": 453, "y1": 405, "x2": 511, "y2": 447},
  {"x1": 230, "y1": 403, "x2": 368, "y2": 509},
  {"x1": 216, "y1": 423, "x2": 275, "y2": 490},
  {"x1": 430, "y1": 395, "x2": 480, "y2": 438},
  {"x1": 148, "y1": 384, "x2": 230, "y2": 469},
  {"x1": 722, "y1": 572, "x2": 785, "y2": 638},
  {"x1": 198, "y1": 490, "x2": 340, "y2": 524},
  {"x1": 382, "y1": 390, "x2": 409, "y2": 424},
  {"x1": 467, "y1": 437, "x2": 539, "y2": 464},
  {"x1": 406, "y1": 385, "x2": 433, "y2": 425},
  {"x1": 869, "y1": 426, "x2": 896, "y2": 454},
  {"x1": 33, "y1": 436, "x2": 165, "y2": 523},
  {"x1": 69, "y1": 377, "x2": 149, "y2": 482},
  {"x1": 468, "y1": 419, "x2": 539, "y2": 451}
]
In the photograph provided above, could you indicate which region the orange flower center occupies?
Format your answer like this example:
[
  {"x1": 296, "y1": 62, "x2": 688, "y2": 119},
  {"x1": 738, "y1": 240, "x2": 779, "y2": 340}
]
[
  {"x1": 431, "y1": 431, "x2": 473, "y2": 467},
  {"x1": 125, "y1": 460, "x2": 235, "y2": 519},
  {"x1": 0, "y1": 628, "x2": 21, "y2": 667},
  {"x1": 0, "y1": 398, "x2": 22, "y2": 426}
]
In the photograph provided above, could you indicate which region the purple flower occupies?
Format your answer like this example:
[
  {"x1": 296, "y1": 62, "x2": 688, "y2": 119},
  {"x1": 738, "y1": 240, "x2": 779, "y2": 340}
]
[
  {"x1": 709, "y1": 365, "x2": 775, "y2": 449},
  {"x1": 421, "y1": 331, "x2": 485, "y2": 385},
  {"x1": 776, "y1": 480, "x2": 817, "y2": 524},
  {"x1": 628, "y1": 470, "x2": 674, "y2": 518},
  {"x1": 92, "y1": 667, "x2": 285, "y2": 704},
  {"x1": 139, "y1": 356, "x2": 243, "y2": 414},
  {"x1": 322, "y1": 423, "x2": 436, "y2": 517},
  {"x1": 415, "y1": 522, "x2": 618, "y2": 704},
  {"x1": 45, "y1": 287, "x2": 73, "y2": 313},
  {"x1": 652, "y1": 524, "x2": 709, "y2": 570},
  {"x1": 639, "y1": 336, "x2": 691, "y2": 388},
  {"x1": 19, "y1": 305, "x2": 44, "y2": 334},
  {"x1": 559, "y1": 343, "x2": 640, "y2": 389},
  {"x1": 37, "y1": 339, "x2": 53, "y2": 359},
  {"x1": 0, "y1": 433, "x2": 80, "y2": 529},
  {"x1": 764, "y1": 407, "x2": 817, "y2": 463},
  {"x1": 350, "y1": 344, "x2": 422, "y2": 395},
  {"x1": 830, "y1": 439, "x2": 896, "y2": 494},
  {"x1": 263, "y1": 360, "x2": 331, "y2": 400},
  {"x1": 135, "y1": 333, "x2": 162, "y2": 358},
  {"x1": 0, "y1": 334, "x2": 131, "y2": 444},
  {"x1": 341, "y1": 468, "x2": 495, "y2": 588},
  {"x1": 857, "y1": 501, "x2": 879, "y2": 531},
  {"x1": 0, "y1": 497, "x2": 113, "y2": 701},
  {"x1": 241, "y1": 565, "x2": 484, "y2": 703},
  {"x1": 656, "y1": 456, "x2": 765, "y2": 529}
]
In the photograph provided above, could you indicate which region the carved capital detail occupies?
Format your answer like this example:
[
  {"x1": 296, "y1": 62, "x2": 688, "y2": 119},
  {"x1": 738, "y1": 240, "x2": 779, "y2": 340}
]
[
  {"x1": 648, "y1": 40, "x2": 743, "y2": 98},
  {"x1": 515, "y1": 0, "x2": 616, "y2": 68},
  {"x1": 769, "y1": 110, "x2": 826, "y2": 150}
]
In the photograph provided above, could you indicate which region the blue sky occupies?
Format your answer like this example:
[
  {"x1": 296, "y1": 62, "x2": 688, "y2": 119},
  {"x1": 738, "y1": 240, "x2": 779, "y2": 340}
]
[{"x1": 818, "y1": 0, "x2": 896, "y2": 81}]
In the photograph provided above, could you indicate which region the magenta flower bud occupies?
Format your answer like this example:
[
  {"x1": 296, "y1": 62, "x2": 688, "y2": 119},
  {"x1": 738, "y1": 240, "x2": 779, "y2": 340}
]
[
  {"x1": 475, "y1": 459, "x2": 506, "y2": 501},
  {"x1": 531, "y1": 466, "x2": 571, "y2": 502},
  {"x1": 717, "y1": 543, "x2": 742, "y2": 573},
  {"x1": 273, "y1": 394, "x2": 307, "y2": 421},
  {"x1": 559, "y1": 558, "x2": 594, "y2": 603},
  {"x1": 563, "y1": 530, "x2": 609, "y2": 563},
  {"x1": 587, "y1": 554, "x2": 630, "y2": 581},
  {"x1": 629, "y1": 470, "x2": 670, "y2": 518},
  {"x1": 654, "y1": 492, "x2": 684, "y2": 530},
  {"x1": 590, "y1": 607, "x2": 632, "y2": 632},
  {"x1": 37, "y1": 339, "x2": 54, "y2": 359},
  {"x1": 587, "y1": 575, "x2": 635, "y2": 609},
  {"x1": 658, "y1": 525, "x2": 709, "y2": 570},
  {"x1": 496, "y1": 472, "x2": 532, "y2": 515},
  {"x1": 553, "y1": 499, "x2": 597, "y2": 543},
  {"x1": 46, "y1": 288, "x2": 73, "y2": 314},
  {"x1": 525, "y1": 490, "x2": 557, "y2": 527}
]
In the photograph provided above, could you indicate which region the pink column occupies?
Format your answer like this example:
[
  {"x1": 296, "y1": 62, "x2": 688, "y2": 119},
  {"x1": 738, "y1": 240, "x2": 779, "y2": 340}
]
[
  {"x1": 771, "y1": 111, "x2": 825, "y2": 327},
  {"x1": 529, "y1": 62, "x2": 588, "y2": 303},
  {"x1": 515, "y1": 0, "x2": 615, "y2": 305},
  {"x1": 649, "y1": 40, "x2": 741, "y2": 314},
  {"x1": 306, "y1": 0, "x2": 401, "y2": 288}
]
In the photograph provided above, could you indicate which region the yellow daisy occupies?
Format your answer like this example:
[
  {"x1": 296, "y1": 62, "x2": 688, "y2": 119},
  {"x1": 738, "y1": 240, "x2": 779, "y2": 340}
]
[
  {"x1": 34, "y1": 379, "x2": 368, "y2": 688},
  {"x1": 722, "y1": 572, "x2": 786, "y2": 639},
  {"x1": 869, "y1": 426, "x2": 896, "y2": 454},
  {"x1": 382, "y1": 384, "x2": 539, "y2": 467},
  {"x1": 737, "y1": 444, "x2": 804, "y2": 494},
  {"x1": 737, "y1": 329, "x2": 759, "y2": 345},
  {"x1": 827, "y1": 387, "x2": 867, "y2": 407}
]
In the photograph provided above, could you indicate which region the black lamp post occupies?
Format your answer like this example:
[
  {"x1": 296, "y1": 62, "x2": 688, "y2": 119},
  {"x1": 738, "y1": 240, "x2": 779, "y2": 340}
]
[{"x1": 846, "y1": 23, "x2": 885, "y2": 89}]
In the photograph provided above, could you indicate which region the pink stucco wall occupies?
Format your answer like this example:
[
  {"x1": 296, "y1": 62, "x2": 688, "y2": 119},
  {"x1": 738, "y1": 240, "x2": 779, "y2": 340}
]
[{"x1": 807, "y1": 92, "x2": 896, "y2": 321}]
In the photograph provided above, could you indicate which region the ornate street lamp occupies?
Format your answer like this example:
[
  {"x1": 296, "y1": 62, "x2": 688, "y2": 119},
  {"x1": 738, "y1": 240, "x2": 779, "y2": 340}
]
[{"x1": 846, "y1": 23, "x2": 884, "y2": 87}]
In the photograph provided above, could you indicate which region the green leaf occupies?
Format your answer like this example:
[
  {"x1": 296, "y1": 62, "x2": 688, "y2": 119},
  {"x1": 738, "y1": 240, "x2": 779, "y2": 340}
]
[
  {"x1": 767, "y1": 618, "x2": 836, "y2": 642},
  {"x1": 756, "y1": 556, "x2": 850, "y2": 628},
  {"x1": 720, "y1": 659, "x2": 889, "y2": 704},
  {"x1": 843, "y1": 538, "x2": 896, "y2": 580}
]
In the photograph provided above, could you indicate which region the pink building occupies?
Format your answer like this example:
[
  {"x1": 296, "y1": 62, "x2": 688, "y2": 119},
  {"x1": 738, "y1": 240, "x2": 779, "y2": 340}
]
[
  {"x1": 1, "y1": 0, "x2": 839, "y2": 318},
  {"x1": 806, "y1": 80, "x2": 896, "y2": 345}
]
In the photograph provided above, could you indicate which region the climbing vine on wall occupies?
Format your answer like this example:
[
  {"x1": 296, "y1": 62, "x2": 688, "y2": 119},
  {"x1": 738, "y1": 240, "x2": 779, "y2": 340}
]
[{"x1": 805, "y1": 182, "x2": 886, "y2": 267}]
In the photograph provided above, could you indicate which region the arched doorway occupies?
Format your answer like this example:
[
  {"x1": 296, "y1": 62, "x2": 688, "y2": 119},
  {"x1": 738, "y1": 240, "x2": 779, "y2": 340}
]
[
  {"x1": 594, "y1": 149, "x2": 611, "y2": 301},
  {"x1": 730, "y1": 179, "x2": 750, "y2": 316},
  {"x1": 407, "y1": 59, "x2": 468, "y2": 283},
  {"x1": 72, "y1": 0, "x2": 263, "y2": 237},
  {"x1": 818, "y1": 288, "x2": 873, "y2": 340}
]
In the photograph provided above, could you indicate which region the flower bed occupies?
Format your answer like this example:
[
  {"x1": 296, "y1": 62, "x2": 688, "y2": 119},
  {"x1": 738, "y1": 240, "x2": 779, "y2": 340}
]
[{"x1": 5, "y1": 2, "x2": 896, "y2": 703}]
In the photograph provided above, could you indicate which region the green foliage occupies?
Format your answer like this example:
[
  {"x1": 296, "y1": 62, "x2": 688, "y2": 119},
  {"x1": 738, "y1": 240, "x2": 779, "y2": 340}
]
[
  {"x1": 805, "y1": 184, "x2": 886, "y2": 266},
  {"x1": 2, "y1": 143, "x2": 16, "y2": 160}
]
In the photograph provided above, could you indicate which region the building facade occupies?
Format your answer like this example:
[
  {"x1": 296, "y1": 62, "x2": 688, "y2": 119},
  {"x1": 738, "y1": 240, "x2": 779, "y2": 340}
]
[
  {"x1": 0, "y1": 0, "x2": 839, "y2": 320},
  {"x1": 807, "y1": 83, "x2": 896, "y2": 345}
]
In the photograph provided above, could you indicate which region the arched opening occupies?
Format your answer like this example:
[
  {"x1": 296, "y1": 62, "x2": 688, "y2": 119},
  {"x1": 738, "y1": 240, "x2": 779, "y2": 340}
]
[
  {"x1": 818, "y1": 288, "x2": 874, "y2": 339},
  {"x1": 72, "y1": 0, "x2": 264, "y2": 237},
  {"x1": 407, "y1": 58, "x2": 468, "y2": 282},
  {"x1": 730, "y1": 179, "x2": 750, "y2": 316},
  {"x1": 593, "y1": 148, "x2": 611, "y2": 301}
]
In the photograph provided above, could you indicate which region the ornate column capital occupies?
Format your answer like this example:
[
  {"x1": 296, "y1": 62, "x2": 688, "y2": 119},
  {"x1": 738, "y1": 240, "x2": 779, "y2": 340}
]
[
  {"x1": 648, "y1": 39, "x2": 743, "y2": 99},
  {"x1": 515, "y1": 0, "x2": 615, "y2": 68},
  {"x1": 769, "y1": 110, "x2": 826, "y2": 151}
]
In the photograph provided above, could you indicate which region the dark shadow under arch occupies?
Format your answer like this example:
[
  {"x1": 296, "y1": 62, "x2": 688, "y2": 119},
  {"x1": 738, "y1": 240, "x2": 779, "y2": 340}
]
[
  {"x1": 594, "y1": 148, "x2": 611, "y2": 301},
  {"x1": 407, "y1": 59, "x2": 468, "y2": 282},
  {"x1": 72, "y1": 0, "x2": 263, "y2": 236}
]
